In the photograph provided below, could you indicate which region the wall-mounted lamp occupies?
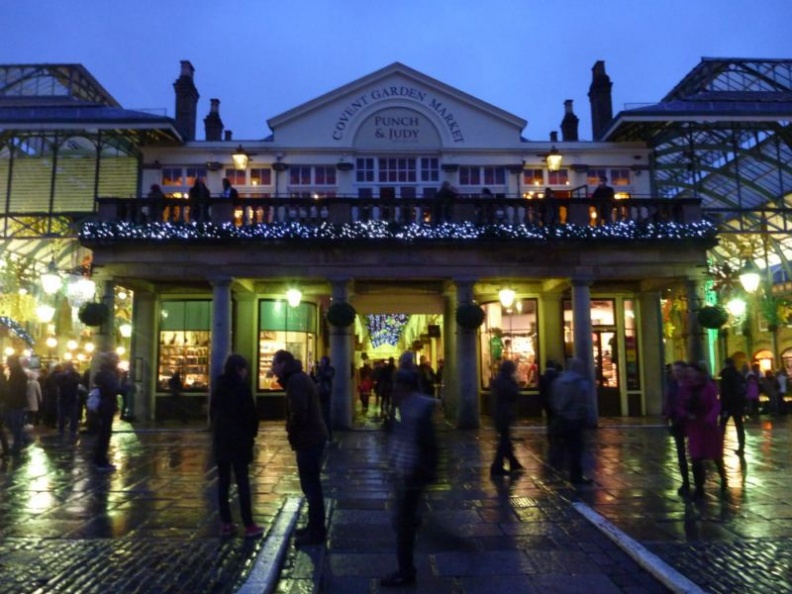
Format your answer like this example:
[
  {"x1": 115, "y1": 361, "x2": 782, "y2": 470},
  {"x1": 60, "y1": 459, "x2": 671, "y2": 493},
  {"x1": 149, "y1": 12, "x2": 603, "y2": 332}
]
[
  {"x1": 232, "y1": 145, "x2": 251, "y2": 170},
  {"x1": 286, "y1": 288, "x2": 302, "y2": 308},
  {"x1": 545, "y1": 146, "x2": 562, "y2": 171}
]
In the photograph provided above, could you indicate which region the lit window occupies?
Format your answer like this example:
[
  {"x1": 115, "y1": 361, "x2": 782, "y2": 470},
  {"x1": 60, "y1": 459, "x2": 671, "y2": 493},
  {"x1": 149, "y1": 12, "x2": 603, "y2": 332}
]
[
  {"x1": 548, "y1": 169, "x2": 569, "y2": 186},
  {"x1": 250, "y1": 168, "x2": 272, "y2": 186},
  {"x1": 610, "y1": 168, "x2": 631, "y2": 186},
  {"x1": 523, "y1": 169, "x2": 544, "y2": 186},
  {"x1": 185, "y1": 167, "x2": 207, "y2": 187},
  {"x1": 162, "y1": 168, "x2": 182, "y2": 186},
  {"x1": 224, "y1": 169, "x2": 246, "y2": 185}
]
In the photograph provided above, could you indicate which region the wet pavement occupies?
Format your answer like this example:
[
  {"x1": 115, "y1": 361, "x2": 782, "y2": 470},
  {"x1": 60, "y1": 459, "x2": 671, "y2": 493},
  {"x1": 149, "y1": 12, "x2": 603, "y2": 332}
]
[{"x1": 0, "y1": 413, "x2": 790, "y2": 593}]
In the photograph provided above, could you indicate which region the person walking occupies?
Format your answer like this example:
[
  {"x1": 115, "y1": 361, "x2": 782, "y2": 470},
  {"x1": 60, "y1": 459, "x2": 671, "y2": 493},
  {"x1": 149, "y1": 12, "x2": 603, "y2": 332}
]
[
  {"x1": 56, "y1": 361, "x2": 82, "y2": 438},
  {"x1": 679, "y1": 362, "x2": 727, "y2": 499},
  {"x1": 664, "y1": 361, "x2": 691, "y2": 495},
  {"x1": 380, "y1": 367, "x2": 438, "y2": 588},
  {"x1": 210, "y1": 354, "x2": 263, "y2": 538},
  {"x1": 272, "y1": 349, "x2": 328, "y2": 547},
  {"x1": 92, "y1": 352, "x2": 120, "y2": 471},
  {"x1": 489, "y1": 359, "x2": 523, "y2": 475},
  {"x1": 539, "y1": 360, "x2": 561, "y2": 443},
  {"x1": 314, "y1": 356, "x2": 335, "y2": 442},
  {"x1": 719, "y1": 357, "x2": 747, "y2": 456},
  {"x1": 378, "y1": 357, "x2": 395, "y2": 422},
  {"x1": 5, "y1": 355, "x2": 29, "y2": 456},
  {"x1": 548, "y1": 357, "x2": 594, "y2": 485},
  {"x1": 25, "y1": 368, "x2": 42, "y2": 427},
  {"x1": 0, "y1": 364, "x2": 10, "y2": 457}
]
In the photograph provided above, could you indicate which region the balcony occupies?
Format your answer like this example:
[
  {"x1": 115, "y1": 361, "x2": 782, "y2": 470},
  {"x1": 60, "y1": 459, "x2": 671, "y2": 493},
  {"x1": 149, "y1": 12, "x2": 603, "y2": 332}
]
[{"x1": 85, "y1": 195, "x2": 712, "y2": 243}]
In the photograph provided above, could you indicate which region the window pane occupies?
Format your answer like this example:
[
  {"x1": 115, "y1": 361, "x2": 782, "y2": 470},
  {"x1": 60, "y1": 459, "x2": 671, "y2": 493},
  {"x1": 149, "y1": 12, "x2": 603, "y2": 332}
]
[
  {"x1": 523, "y1": 169, "x2": 544, "y2": 186},
  {"x1": 224, "y1": 169, "x2": 246, "y2": 185},
  {"x1": 611, "y1": 168, "x2": 631, "y2": 186},
  {"x1": 624, "y1": 300, "x2": 640, "y2": 390},
  {"x1": 185, "y1": 168, "x2": 207, "y2": 187},
  {"x1": 548, "y1": 169, "x2": 569, "y2": 185},
  {"x1": 250, "y1": 168, "x2": 272, "y2": 186},
  {"x1": 162, "y1": 168, "x2": 182, "y2": 186},
  {"x1": 587, "y1": 169, "x2": 607, "y2": 185}
]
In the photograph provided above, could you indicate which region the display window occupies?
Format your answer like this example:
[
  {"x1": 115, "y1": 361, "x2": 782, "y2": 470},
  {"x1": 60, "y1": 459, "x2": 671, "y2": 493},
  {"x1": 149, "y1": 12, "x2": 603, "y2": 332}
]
[
  {"x1": 258, "y1": 299, "x2": 317, "y2": 390},
  {"x1": 624, "y1": 300, "x2": 640, "y2": 390},
  {"x1": 563, "y1": 299, "x2": 618, "y2": 388},
  {"x1": 480, "y1": 299, "x2": 539, "y2": 389},
  {"x1": 157, "y1": 300, "x2": 211, "y2": 392}
]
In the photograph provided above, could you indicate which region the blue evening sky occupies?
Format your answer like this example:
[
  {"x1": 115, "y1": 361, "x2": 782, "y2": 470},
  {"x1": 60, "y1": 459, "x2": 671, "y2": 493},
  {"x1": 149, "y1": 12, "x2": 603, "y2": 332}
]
[{"x1": 3, "y1": 0, "x2": 790, "y2": 141}]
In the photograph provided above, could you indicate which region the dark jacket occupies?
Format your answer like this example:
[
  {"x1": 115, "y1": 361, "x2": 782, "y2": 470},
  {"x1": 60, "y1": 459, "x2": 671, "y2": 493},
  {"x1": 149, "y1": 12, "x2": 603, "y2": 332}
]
[
  {"x1": 280, "y1": 359, "x2": 328, "y2": 450},
  {"x1": 94, "y1": 366, "x2": 119, "y2": 413},
  {"x1": 6, "y1": 366, "x2": 29, "y2": 409},
  {"x1": 210, "y1": 372, "x2": 258, "y2": 463},
  {"x1": 56, "y1": 368, "x2": 82, "y2": 400},
  {"x1": 720, "y1": 365, "x2": 747, "y2": 415},
  {"x1": 491, "y1": 371, "x2": 519, "y2": 432}
]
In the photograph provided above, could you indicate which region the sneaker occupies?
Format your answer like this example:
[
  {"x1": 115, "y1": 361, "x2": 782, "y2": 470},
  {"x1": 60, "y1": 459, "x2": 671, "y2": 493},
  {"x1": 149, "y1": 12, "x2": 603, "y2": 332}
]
[
  {"x1": 380, "y1": 570, "x2": 417, "y2": 588},
  {"x1": 220, "y1": 523, "x2": 235, "y2": 536},
  {"x1": 244, "y1": 524, "x2": 265, "y2": 538},
  {"x1": 294, "y1": 531, "x2": 325, "y2": 547}
]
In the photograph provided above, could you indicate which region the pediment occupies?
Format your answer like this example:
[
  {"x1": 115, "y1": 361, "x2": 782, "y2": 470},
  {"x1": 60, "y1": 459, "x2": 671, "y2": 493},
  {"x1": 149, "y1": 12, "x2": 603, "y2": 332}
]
[{"x1": 266, "y1": 63, "x2": 527, "y2": 149}]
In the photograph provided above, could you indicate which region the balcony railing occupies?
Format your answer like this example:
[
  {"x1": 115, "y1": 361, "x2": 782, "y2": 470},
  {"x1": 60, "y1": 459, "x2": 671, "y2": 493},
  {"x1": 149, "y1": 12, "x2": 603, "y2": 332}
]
[{"x1": 95, "y1": 195, "x2": 704, "y2": 229}]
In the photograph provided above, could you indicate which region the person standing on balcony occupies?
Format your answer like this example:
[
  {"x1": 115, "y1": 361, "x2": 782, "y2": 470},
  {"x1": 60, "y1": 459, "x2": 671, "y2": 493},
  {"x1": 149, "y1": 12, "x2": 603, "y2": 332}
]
[
  {"x1": 434, "y1": 181, "x2": 457, "y2": 224},
  {"x1": 221, "y1": 177, "x2": 239, "y2": 199},
  {"x1": 592, "y1": 176, "x2": 615, "y2": 224},
  {"x1": 188, "y1": 176, "x2": 211, "y2": 221}
]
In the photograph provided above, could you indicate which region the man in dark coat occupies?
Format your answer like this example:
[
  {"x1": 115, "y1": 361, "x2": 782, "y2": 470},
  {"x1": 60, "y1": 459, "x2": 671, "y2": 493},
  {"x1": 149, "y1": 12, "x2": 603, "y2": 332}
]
[
  {"x1": 210, "y1": 354, "x2": 262, "y2": 538},
  {"x1": 719, "y1": 357, "x2": 747, "y2": 456},
  {"x1": 92, "y1": 352, "x2": 119, "y2": 470},
  {"x1": 490, "y1": 359, "x2": 523, "y2": 475},
  {"x1": 5, "y1": 355, "x2": 29, "y2": 455},
  {"x1": 56, "y1": 361, "x2": 82, "y2": 438},
  {"x1": 273, "y1": 349, "x2": 328, "y2": 547}
]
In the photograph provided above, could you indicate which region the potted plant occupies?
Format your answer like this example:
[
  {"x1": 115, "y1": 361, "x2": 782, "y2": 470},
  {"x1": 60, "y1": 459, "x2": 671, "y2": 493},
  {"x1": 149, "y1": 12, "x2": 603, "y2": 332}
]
[
  {"x1": 326, "y1": 301, "x2": 357, "y2": 327},
  {"x1": 78, "y1": 302, "x2": 110, "y2": 327},
  {"x1": 697, "y1": 305, "x2": 729, "y2": 329},
  {"x1": 455, "y1": 303, "x2": 485, "y2": 330}
]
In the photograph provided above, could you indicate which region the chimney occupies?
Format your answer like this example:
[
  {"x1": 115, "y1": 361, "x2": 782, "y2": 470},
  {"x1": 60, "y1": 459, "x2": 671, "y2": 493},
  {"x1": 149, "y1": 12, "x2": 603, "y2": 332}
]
[
  {"x1": 173, "y1": 60, "x2": 199, "y2": 141},
  {"x1": 588, "y1": 61, "x2": 613, "y2": 141},
  {"x1": 224, "y1": 130, "x2": 233, "y2": 141},
  {"x1": 549, "y1": 131, "x2": 558, "y2": 143},
  {"x1": 204, "y1": 98, "x2": 224, "y2": 141},
  {"x1": 561, "y1": 99, "x2": 579, "y2": 141}
]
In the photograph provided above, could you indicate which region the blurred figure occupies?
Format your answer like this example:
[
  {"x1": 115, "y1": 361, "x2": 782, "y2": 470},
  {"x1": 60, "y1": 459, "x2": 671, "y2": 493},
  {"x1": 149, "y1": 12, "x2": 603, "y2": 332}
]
[
  {"x1": 378, "y1": 357, "x2": 396, "y2": 424},
  {"x1": 664, "y1": 361, "x2": 691, "y2": 495},
  {"x1": 490, "y1": 359, "x2": 523, "y2": 475},
  {"x1": 761, "y1": 370, "x2": 781, "y2": 416},
  {"x1": 548, "y1": 357, "x2": 594, "y2": 485},
  {"x1": 210, "y1": 354, "x2": 262, "y2": 538},
  {"x1": 0, "y1": 362, "x2": 10, "y2": 456},
  {"x1": 744, "y1": 363, "x2": 761, "y2": 417},
  {"x1": 539, "y1": 360, "x2": 561, "y2": 443},
  {"x1": 417, "y1": 356, "x2": 436, "y2": 397},
  {"x1": 92, "y1": 352, "x2": 120, "y2": 471},
  {"x1": 719, "y1": 357, "x2": 747, "y2": 456},
  {"x1": 313, "y1": 356, "x2": 335, "y2": 441},
  {"x1": 273, "y1": 349, "x2": 328, "y2": 547},
  {"x1": 679, "y1": 362, "x2": 727, "y2": 499},
  {"x1": 56, "y1": 361, "x2": 82, "y2": 438},
  {"x1": 5, "y1": 356, "x2": 28, "y2": 455},
  {"x1": 25, "y1": 368, "x2": 42, "y2": 427},
  {"x1": 380, "y1": 367, "x2": 438, "y2": 588}
]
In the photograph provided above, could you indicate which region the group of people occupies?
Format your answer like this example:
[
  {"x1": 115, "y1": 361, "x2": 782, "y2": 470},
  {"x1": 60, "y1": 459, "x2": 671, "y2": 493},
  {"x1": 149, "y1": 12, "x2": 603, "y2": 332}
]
[
  {"x1": 149, "y1": 176, "x2": 239, "y2": 223},
  {"x1": 211, "y1": 349, "x2": 438, "y2": 588},
  {"x1": 0, "y1": 353, "x2": 122, "y2": 471}
]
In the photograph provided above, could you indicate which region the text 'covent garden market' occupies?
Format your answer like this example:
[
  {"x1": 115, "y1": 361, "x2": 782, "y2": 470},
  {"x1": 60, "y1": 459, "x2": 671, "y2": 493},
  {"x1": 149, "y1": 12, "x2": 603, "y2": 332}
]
[{"x1": 2, "y1": 58, "x2": 792, "y2": 428}]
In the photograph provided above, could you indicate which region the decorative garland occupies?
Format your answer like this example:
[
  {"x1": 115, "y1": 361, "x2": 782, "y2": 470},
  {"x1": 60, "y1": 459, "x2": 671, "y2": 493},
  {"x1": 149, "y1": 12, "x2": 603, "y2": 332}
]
[
  {"x1": 78, "y1": 302, "x2": 110, "y2": 327},
  {"x1": 367, "y1": 313, "x2": 409, "y2": 348},
  {"x1": 80, "y1": 219, "x2": 718, "y2": 243},
  {"x1": 326, "y1": 302, "x2": 356, "y2": 328},
  {"x1": 0, "y1": 316, "x2": 35, "y2": 346}
]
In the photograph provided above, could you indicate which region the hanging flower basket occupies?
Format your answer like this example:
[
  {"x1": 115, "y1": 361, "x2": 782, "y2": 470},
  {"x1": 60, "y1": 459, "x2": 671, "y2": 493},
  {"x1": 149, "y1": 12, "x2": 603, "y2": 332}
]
[
  {"x1": 78, "y1": 302, "x2": 110, "y2": 327},
  {"x1": 326, "y1": 302, "x2": 356, "y2": 328},
  {"x1": 697, "y1": 305, "x2": 728, "y2": 329},
  {"x1": 456, "y1": 303, "x2": 485, "y2": 330}
]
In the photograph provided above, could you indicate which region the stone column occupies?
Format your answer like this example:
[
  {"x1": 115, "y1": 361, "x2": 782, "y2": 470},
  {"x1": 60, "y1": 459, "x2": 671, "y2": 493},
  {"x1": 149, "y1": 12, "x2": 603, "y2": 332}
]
[
  {"x1": 685, "y1": 278, "x2": 705, "y2": 365},
  {"x1": 540, "y1": 292, "x2": 565, "y2": 367},
  {"x1": 329, "y1": 279, "x2": 353, "y2": 430},
  {"x1": 442, "y1": 285, "x2": 458, "y2": 420},
  {"x1": 455, "y1": 279, "x2": 480, "y2": 429},
  {"x1": 639, "y1": 290, "x2": 664, "y2": 415},
  {"x1": 210, "y1": 278, "x2": 232, "y2": 401},
  {"x1": 572, "y1": 278, "x2": 597, "y2": 421},
  {"x1": 232, "y1": 292, "x2": 256, "y2": 363},
  {"x1": 131, "y1": 289, "x2": 156, "y2": 421}
]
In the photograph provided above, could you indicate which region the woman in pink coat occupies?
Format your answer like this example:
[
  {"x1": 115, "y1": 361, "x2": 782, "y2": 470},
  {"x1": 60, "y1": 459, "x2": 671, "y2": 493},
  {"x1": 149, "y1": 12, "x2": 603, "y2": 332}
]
[{"x1": 677, "y1": 362, "x2": 727, "y2": 499}]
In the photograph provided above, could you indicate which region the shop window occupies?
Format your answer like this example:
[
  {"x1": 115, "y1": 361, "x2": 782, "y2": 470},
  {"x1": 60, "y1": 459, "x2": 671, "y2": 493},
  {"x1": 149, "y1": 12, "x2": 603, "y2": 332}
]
[
  {"x1": 158, "y1": 300, "x2": 211, "y2": 392},
  {"x1": 224, "y1": 169, "x2": 246, "y2": 186},
  {"x1": 356, "y1": 158, "x2": 375, "y2": 183},
  {"x1": 548, "y1": 169, "x2": 569, "y2": 186},
  {"x1": 420, "y1": 158, "x2": 439, "y2": 182},
  {"x1": 258, "y1": 299, "x2": 317, "y2": 390},
  {"x1": 523, "y1": 169, "x2": 544, "y2": 187},
  {"x1": 624, "y1": 300, "x2": 640, "y2": 390},
  {"x1": 250, "y1": 168, "x2": 272, "y2": 186},
  {"x1": 563, "y1": 299, "x2": 618, "y2": 388},
  {"x1": 480, "y1": 299, "x2": 539, "y2": 389}
]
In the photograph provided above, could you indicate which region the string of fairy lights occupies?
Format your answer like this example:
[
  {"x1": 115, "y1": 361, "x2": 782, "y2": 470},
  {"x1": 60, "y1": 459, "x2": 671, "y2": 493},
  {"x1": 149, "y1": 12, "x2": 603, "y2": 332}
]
[
  {"x1": 80, "y1": 219, "x2": 717, "y2": 242},
  {"x1": 367, "y1": 313, "x2": 410, "y2": 348}
]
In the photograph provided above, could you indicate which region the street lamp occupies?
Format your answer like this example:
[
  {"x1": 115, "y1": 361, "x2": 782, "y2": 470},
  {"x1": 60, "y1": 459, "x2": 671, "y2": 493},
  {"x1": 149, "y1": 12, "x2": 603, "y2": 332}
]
[
  {"x1": 739, "y1": 260, "x2": 761, "y2": 294},
  {"x1": 546, "y1": 146, "x2": 563, "y2": 172}
]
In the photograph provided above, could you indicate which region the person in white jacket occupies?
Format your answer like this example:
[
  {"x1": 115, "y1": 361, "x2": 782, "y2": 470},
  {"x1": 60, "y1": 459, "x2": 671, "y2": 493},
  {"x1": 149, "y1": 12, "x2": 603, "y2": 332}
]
[{"x1": 26, "y1": 372, "x2": 42, "y2": 427}]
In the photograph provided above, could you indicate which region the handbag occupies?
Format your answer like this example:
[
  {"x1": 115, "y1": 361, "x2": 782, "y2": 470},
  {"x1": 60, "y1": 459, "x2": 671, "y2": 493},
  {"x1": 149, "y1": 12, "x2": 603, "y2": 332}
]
[{"x1": 87, "y1": 388, "x2": 101, "y2": 412}]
